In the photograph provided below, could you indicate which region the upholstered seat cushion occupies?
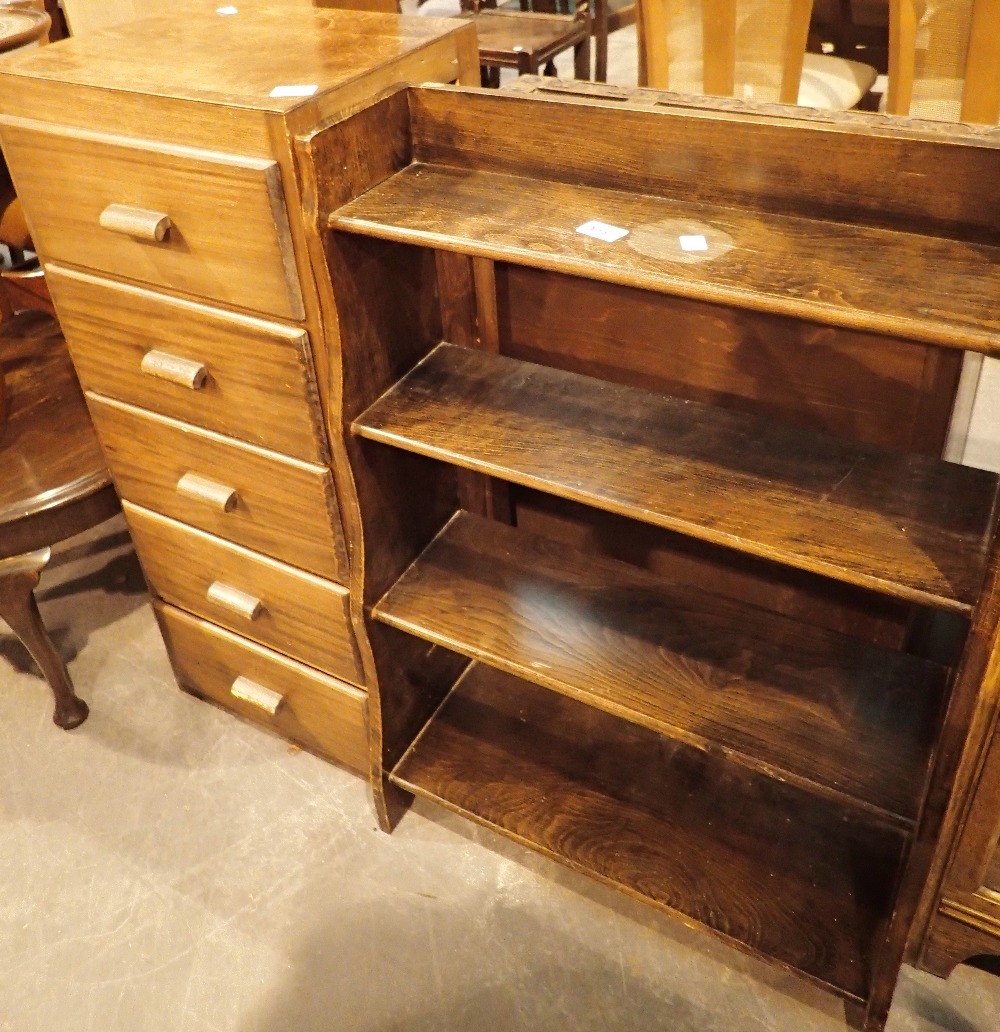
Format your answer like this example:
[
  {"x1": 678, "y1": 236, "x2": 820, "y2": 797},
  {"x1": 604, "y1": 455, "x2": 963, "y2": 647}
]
[{"x1": 798, "y1": 52, "x2": 877, "y2": 110}]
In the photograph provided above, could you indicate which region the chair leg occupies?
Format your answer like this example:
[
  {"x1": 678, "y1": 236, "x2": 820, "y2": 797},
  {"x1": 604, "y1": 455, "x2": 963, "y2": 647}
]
[
  {"x1": 593, "y1": 0, "x2": 609, "y2": 82},
  {"x1": 0, "y1": 549, "x2": 89, "y2": 729},
  {"x1": 574, "y1": 32, "x2": 592, "y2": 80},
  {"x1": 481, "y1": 63, "x2": 501, "y2": 87}
]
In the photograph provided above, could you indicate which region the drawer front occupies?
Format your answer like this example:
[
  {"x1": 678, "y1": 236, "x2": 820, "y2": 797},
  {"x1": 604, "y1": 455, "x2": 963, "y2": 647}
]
[
  {"x1": 88, "y1": 394, "x2": 348, "y2": 583},
  {"x1": 155, "y1": 601, "x2": 368, "y2": 774},
  {"x1": 49, "y1": 264, "x2": 328, "y2": 464},
  {"x1": 126, "y1": 502, "x2": 363, "y2": 686},
  {"x1": 0, "y1": 116, "x2": 303, "y2": 319}
]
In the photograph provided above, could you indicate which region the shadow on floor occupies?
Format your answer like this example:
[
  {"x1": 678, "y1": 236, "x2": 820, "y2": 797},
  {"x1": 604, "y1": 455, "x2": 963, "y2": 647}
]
[{"x1": 238, "y1": 896, "x2": 733, "y2": 1032}]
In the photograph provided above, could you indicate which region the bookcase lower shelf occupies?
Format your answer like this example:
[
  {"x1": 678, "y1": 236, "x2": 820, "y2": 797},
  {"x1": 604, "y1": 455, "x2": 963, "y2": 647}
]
[
  {"x1": 391, "y1": 661, "x2": 907, "y2": 1003},
  {"x1": 374, "y1": 510, "x2": 945, "y2": 826}
]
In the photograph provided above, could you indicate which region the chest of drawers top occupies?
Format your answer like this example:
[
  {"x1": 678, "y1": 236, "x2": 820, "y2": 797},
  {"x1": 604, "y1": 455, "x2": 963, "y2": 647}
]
[{"x1": 0, "y1": 1, "x2": 474, "y2": 151}]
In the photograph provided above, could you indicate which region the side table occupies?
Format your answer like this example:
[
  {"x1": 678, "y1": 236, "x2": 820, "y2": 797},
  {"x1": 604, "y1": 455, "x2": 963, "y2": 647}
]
[{"x1": 467, "y1": 10, "x2": 590, "y2": 86}]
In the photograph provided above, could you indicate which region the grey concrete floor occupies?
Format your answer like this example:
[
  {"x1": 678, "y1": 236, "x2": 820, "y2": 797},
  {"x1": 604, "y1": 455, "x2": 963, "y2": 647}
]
[
  {"x1": 3, "y1": 517, "x2": 1000, "y2": 1032},
  {"x1": 3, "y1": 17, "x2": 1000, "y2": 1032}
]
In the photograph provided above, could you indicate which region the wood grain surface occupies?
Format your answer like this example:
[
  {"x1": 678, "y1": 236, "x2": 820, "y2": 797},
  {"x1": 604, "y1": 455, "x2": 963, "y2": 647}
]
[
  {"x1": 511, "y1": 488, "x2": 916, "y2": 648},
  {"x1": 49, "y1": 264, "x2": 328, "y2": 463},
  {"x1": 497, "y1": 264, "x2": 964, "y2": 458},
  {"x1": 920, "y1": 907, "x2": 1000, "y2": 978},
  {"x1": 354, "y1": 344, "x2": 999, "y2": 612},
  {"x1": 407, "y1": 86, "x2": 1000, "y2": 239},
  {"x1": 125, "y1": 503, "x2": 363, "y2": 686},
  {"x1": 0, "y1": 116, "x2": 303, "y2": 320},
  {"x1": 89, "y1": 394, "x2": 347, "y2": 582},
  {"x1": 393, "y1": 662, "x2": 906, "y2": 1002},
  {"x1": 0, "y1": 311, "x2": 110, "y2": 524},
  {"x1": 155, "y1": 601, "x2": 368, "y2": 774},
  {"x1": 331, "y1": 163, "x2": 1000, "y2": 355},
  {"x1": 376, "y1": 511, "x2": 944, "y2": 825},
  {"x1": 0, "y1": 5, "x2": 470, "y2": 112}
]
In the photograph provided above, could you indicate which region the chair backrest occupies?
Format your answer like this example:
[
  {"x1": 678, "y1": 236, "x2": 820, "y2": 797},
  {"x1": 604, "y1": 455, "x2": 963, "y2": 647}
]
[
  {"x1": 638, "y1": 0, "x2": 814, "y2": 104},
  {"x1": 886, "y1": 0, "x2": 1000, "y2": 123}
]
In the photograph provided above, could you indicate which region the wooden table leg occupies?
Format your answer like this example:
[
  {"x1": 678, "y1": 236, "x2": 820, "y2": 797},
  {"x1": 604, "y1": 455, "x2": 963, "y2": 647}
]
[
  {"x1": 0, "y1": 548, "x2": 89, "y2": 729},
  {"x1": 593, "y1": 0, "x2": 608, "y2": 81},
  {"x1": 573, "y1": 29, "x2": 591, "y2": 80},
  {"x1": 518, "y1": 48, "x2": 540, "y2": 76}
]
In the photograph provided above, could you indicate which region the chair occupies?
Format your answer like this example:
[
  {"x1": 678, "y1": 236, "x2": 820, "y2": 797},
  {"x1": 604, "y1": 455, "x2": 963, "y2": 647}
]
[
  {"x1": 637, "y1": 0, "x2": 877, "y2": 109},
  {"x1": 885, "y1": 0, "x2": 1000, "y2": 123},
  {"x1": 510, "y1": 0, "x2": 634, "y2": 82},
  {"x1": 809, "y1": 0, "x2": 889, "y2": 72},
  {"x1": 0, "y1": 307, "x2": 119, "y2": 728},
  {"x1": 883, "y1": 0, "x2": 1000, "y2": 478},
  {"x1": 0, "y1": 35, "x2": 118, "y2": 726}
]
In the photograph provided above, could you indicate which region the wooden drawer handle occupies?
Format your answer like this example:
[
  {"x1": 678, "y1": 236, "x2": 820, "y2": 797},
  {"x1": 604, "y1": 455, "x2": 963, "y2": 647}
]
[
  {"x1": 176, "y1": 472, "x2": 237, "y2": 512},
  {"x1": 99, "y1": 203, "x2": 171, "y2": 242},
  {"x1": 230, "y1": 676, "x2": 284, "y2": 716},
  {"x1": 140, "y1": 350, "x2": 208, "y2": 390},
  {"x1": 207, "y1": 581, "x2": 263, "y2": 621}
]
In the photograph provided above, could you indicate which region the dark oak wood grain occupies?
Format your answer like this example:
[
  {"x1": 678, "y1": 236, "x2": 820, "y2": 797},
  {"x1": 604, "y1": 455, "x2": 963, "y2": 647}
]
[
  {"x1": 0, "y1": 310, "x2": 111, "y2": 539},
  {"x1": 497, "y1": 264, "x2": 964, "y2": 458},
  {"x1": 302, "y1": 84, "x2": 1000, "y2": 1030},
  {"x1": 511, "y1": 488, "x2": 916, "y2": 648},
  {"x1": 330, "y1": 162, "x2": 1000, "y2": 355},
  {"x1": 354, "y1": 343, "x2": 999, "y2": 612},
  {"x1": 407, "y1": 85, "x2": 1000, "y2": 240},
  {"x1": 0, "y1": 310, "x2": 119, "y2": 728},
  {"x1": 920, "y1": 908, "x2": 1000, "y2": 978},
  {"x1": 393, "y1": 662, "x2": 907, "y2": 1002},
  {"x1": 375, "y1": 510, "x2": 945, "y2": 826},
  {"x1": 320, "y1": 225, "x2": 458, "y2": 829}
]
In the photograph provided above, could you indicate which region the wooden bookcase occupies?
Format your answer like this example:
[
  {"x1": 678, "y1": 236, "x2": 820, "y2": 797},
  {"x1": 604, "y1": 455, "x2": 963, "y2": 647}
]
[{"x1": 297, "y1": 84, "x2": 1000, "y2": 1031}]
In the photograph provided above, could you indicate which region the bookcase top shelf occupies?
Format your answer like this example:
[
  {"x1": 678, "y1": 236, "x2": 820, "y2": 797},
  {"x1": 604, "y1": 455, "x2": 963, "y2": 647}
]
[
  {"x1": 376, "y1": 511, "x2": 946, "y2": 827},
  {"x1": 354, "y1": 343, "x2": 1000, "y2": 614},
  {"x1": 329, "y1": 161, "x2": 1000, "y2": 356}
]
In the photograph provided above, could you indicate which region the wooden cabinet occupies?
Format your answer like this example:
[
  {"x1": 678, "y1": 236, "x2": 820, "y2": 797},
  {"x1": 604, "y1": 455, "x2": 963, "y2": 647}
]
[
  {"x1": 0, "y1": 1, "x2": 478, "y2": 772},
  {"x1": 299, "y1": 83, "x2": 1000, "y2": 1030},
  {"x1": 913, "y1": 637, "x2": 1000, "y2": 976}
]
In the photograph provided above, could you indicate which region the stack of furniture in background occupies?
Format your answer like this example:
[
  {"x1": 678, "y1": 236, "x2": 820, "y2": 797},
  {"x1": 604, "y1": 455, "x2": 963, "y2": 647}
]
[
  {"x1": 465, "y1": 2, "x2": 592, "y2": 87},
  {"x1": 637, "y1": 0, "x2": 877, "y2": 108}
]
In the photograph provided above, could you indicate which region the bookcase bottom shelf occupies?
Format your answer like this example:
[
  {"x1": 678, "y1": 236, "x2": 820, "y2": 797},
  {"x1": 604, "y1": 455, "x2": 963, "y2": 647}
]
[{"x1": 391, "y1": 662, "x2": 908, "y2": 1003}]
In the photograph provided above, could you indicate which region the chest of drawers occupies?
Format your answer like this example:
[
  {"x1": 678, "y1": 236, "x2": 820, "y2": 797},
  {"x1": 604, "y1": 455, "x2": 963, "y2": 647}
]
[{"x1": 0, "y1": 0, "x2": 477, "y2": 771}]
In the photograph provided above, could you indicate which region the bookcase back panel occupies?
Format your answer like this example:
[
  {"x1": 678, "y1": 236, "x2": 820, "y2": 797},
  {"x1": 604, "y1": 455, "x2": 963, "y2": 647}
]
[
  {"x1": 496, "y1": 264, "x2": 962, "y2": 457},
  {"x1": 408, "y1": 86, "x2": 1000, "y2": 241}
]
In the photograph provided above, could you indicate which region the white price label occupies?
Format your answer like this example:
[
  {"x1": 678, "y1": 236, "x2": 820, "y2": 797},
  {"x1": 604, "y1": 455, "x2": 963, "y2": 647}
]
[
  {"x1": 216, "y1": 5, "x2": 238, "y2": 13},
  {"x1": 576, "y1": 220, "x2": 629, "y2": 243},
  {"x1": 269, "y1": 84, "x2": 318, "y2": 98},
  {"x1": 679, "y1": 234, "x2": 709, "y2": 252}
]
